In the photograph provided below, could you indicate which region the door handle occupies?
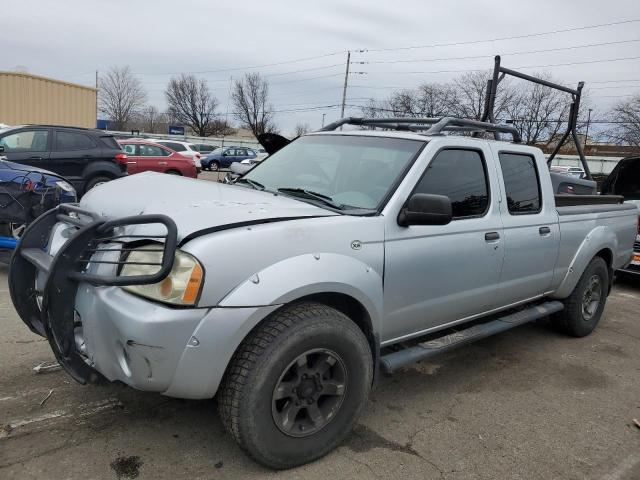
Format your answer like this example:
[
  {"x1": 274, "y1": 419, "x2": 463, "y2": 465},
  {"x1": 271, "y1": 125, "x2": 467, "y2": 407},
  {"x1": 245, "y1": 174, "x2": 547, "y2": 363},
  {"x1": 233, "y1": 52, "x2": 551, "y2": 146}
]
[
  {"x1": 539, "y1": 226, "x2": 551, "y2": 236},
  {"x1": 485, "y1": 232, "x2": 500, "y2": 241}
]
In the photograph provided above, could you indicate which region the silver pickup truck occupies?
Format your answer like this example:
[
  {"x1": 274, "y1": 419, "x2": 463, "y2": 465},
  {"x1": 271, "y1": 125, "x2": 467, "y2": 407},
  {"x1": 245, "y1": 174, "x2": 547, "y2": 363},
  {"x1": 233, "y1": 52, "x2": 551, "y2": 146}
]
[{"x1": 10, "y1": 117, "x2": 637, "y2": 469}]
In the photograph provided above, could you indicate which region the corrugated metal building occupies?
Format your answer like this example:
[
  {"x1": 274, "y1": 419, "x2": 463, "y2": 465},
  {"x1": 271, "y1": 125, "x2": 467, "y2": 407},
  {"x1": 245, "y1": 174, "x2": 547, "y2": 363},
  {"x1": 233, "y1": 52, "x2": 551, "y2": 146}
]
[{"x1": 0, "y1": 71, "x2": 96, "y2": 128}]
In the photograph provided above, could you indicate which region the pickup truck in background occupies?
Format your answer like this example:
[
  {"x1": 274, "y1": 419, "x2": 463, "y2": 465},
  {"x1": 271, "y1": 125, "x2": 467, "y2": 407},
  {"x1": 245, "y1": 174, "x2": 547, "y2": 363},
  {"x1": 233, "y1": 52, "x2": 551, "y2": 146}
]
[
  {"x1": 601, "y1": 155, "x2": 640, "y2": 275},
  {"x1": 10, "y1": 115, "x2": 637, "y2": 469}
]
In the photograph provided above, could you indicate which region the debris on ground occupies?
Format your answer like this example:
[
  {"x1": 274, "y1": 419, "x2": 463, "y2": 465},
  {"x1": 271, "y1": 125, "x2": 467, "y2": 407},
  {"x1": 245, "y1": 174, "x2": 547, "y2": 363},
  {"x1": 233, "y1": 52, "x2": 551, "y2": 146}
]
[
  {"x1": 0, "y1": 424, "x2": 13, "y2": 439},
  {"x1": 633, "y1": 419, "x2": 640, "y2": 430},
  {"x1": 33, "y1": 360, "x2": 62, "y2": 374},
  {"x1": 39, "y1": 389, "x2": 54, "y2": 406}
]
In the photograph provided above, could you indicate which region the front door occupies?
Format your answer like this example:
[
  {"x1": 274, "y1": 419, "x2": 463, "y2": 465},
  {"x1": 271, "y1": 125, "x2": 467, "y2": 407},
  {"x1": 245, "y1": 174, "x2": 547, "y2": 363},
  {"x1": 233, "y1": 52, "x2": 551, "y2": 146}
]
[
  {"x1": 0, "y1": 128, "x2": 51, "y2": 168},
  {"x1": 383, "y1": 146, "x2": 505, "y2": 343},
  {"x1": 490, "y1": 147, "x2": 560, "y2": 305}
]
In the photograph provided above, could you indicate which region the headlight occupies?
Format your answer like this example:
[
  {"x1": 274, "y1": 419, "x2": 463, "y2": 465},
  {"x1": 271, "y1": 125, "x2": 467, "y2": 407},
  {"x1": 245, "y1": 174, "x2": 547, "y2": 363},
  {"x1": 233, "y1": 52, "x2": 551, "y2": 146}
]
[
  {"x1": 55, "y1": 180, "x2": 75, "y2": 192},
  {"x1": 120, "y1": 245, "x2": 204, "y2": 306}
]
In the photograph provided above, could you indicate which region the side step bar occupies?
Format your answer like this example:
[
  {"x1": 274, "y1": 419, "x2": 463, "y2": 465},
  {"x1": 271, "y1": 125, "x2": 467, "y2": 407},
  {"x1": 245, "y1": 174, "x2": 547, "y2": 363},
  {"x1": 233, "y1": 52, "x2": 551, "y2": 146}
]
[{"x1": 380, "y1": 301, "x2": 564, "y2": 373}]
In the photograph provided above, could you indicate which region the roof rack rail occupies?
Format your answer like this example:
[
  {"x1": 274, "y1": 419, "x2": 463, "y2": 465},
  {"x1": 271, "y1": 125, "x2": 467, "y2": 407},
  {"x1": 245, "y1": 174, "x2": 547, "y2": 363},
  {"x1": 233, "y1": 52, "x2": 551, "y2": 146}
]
[
  {"x1": 320, "y1": 116, "x2": 521, "y2": 142},
  {"x1": 481, "y1": 55, "x2": 591, "y2": 179}
]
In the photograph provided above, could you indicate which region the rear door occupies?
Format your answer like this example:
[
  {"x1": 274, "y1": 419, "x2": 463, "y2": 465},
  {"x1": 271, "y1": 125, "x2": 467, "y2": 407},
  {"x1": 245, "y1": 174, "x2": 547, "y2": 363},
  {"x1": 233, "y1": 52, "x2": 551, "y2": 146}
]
[
  {"x1": 50, "y1": 129, "x2": 99, "y2": 182},
  {"x1": 383, "y1": 144, "x2": 505, "y2": 342},
  {"x1": 0, "y1": 128, "x2": 51, "y2": 168},
  {"x1": 138, "y1": 143, "x2": 172, "y2": 173},
  {"x1": 490, "y1": 146, "x2": 560, "y2": 305},
  {"x1": 222, "y1": 148, "x2": 238, "y2": 167}
]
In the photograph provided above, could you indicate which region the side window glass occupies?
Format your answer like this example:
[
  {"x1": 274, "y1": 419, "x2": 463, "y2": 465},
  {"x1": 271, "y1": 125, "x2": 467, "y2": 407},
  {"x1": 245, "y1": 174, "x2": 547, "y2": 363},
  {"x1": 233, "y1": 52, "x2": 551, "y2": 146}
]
[
  {"x1": 55, "y1": 131, "x2": 95, "y2": 150},
  {"x1": 498, "y1": 153, "x2": 542, "y2": 214},
  {"x1": 122, "y1": 144, "x2": 137, "y2": 155},
  {"x1": 0, "y1": 130, "x2": 49, "y2": 152},
  {"x1": 139, "y1": 145, "x2": 165, "y2": 156},
  {"x1": 414, "y1": 149, "x2": 489, "y2": 219}
]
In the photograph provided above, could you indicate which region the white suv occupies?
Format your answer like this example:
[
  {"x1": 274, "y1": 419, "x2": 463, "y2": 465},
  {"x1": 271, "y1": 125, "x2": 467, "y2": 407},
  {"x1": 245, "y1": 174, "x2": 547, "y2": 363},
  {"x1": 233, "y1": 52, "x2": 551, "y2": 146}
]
[{"x1": 152, "y1": 140, "x2": 202, "y2": 170}]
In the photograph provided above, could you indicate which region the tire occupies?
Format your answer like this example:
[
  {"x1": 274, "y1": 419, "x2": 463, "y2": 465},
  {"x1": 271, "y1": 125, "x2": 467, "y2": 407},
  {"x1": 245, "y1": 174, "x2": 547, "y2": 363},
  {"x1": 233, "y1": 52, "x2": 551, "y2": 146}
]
[
  {"x1": 210, "y1": 161, "x2": 220, "y2": 172},
  {"x1": 552, "y1": 256, "x2": 609, "y2": 337},
  {"x1": 218, "y1": 302, "x2": 372, "y2": 469},
  {"x1": 84, "y1": 175, "x2": 112, "y2": 192}
]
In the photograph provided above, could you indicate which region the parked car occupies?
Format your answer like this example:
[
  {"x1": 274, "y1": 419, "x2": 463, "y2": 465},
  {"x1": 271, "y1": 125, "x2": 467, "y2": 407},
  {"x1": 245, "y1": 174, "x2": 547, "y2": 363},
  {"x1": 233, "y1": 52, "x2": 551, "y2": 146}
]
[
  {"x1": 0, "y1": 125, "x2": 127, "y2": 194},
  {"x1": 0, "y1": 152, "x2": 76, "y2": 261},
  {"x1": 601, "y1": 155, "x2": 640, "y2": 275},
  {"x1": 201, "y1": 146, "x2": 257, "y2": 171},
  {"x1": 550, "y1": 165, "x2": 587, "y2": 179},
  {"x1": 118, "y1": 139, "x2": 197, "y2": 178},
  {"x1": 10, "y1": 117, "x2": 638, "y2": 469},
  {"x1": 152, "y1": 140, "x2": 202, "y2": 172},
  {"x1": 191, "y1": 143, "x2": 218, "y2": 155}
]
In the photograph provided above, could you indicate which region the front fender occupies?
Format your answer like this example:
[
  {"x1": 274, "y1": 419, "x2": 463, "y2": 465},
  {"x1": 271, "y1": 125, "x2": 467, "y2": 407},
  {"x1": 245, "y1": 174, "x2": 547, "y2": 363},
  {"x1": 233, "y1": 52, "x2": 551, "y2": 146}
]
[
  {"x1": 551, "y1": 226, "x2": 617, "y2": 299},
  {"x1": 219, "y1": 252, "x2": 384, "y2": 334}
]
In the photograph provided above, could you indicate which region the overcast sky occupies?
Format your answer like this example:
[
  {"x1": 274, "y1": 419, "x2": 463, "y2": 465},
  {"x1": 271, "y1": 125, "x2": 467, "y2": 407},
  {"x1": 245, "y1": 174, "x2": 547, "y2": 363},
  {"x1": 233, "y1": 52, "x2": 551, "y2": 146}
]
[{"x1": 4, "y1": 0, "x2": 640, "y2": 135}]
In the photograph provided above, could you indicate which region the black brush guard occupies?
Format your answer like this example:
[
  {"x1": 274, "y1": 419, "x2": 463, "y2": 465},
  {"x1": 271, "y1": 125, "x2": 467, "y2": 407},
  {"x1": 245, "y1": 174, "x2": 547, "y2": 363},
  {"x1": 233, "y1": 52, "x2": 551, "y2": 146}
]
[{"x1": 9, "y1": 203, "x2": 178, "y2": 384}]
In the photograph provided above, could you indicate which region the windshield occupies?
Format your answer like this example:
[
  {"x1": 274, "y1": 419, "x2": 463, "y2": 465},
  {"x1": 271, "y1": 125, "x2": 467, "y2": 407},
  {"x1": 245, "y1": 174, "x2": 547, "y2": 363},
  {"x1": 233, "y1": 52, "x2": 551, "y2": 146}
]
[
  {"x1": 243, "y1": 134, "x2": 424, "y2": 210},
  {"x1": 209, "y1": 147, "x2": 224, "y2": 155}
]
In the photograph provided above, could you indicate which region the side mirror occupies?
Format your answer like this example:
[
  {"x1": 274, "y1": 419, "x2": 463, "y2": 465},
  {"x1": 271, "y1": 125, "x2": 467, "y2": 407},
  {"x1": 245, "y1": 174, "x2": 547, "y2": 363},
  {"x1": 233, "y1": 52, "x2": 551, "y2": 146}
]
[
  {"x1": 0, "y1": 145, "x2": 4, "y2": 153},
  {"x1": 397, "y1": 193, "x2": 452, "y2": 227}
]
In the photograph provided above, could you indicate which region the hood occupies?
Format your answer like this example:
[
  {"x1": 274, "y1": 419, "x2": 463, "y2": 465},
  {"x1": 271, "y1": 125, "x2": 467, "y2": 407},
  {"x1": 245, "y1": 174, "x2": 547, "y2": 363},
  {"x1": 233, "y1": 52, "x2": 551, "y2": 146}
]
[
  {"x1": 0, "y1": 159, "x2": 67, "y2": 181},
  {"x1": 80, "y1": 172, "x2": 337, "y2": 241}
]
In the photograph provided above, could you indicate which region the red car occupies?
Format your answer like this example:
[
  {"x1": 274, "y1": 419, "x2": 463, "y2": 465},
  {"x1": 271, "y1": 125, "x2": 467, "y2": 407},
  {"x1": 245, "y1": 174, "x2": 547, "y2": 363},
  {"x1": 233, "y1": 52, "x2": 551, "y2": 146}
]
[{"x1": 117, "y1": 139, "x2": 197, "y2": 178}]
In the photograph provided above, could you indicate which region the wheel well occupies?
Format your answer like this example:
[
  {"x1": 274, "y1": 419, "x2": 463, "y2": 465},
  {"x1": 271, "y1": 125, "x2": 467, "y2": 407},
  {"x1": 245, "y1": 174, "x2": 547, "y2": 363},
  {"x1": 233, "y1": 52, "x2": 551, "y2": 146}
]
[
  {"x1": 295, "y1": 292, "x2": 378, "y2": 366},
  {"x1": 594, "y1": 248, "x2": 614, "y2": 292},
  {"x1": 165, "y1": 169, "x2": 182, "y2": 175}
]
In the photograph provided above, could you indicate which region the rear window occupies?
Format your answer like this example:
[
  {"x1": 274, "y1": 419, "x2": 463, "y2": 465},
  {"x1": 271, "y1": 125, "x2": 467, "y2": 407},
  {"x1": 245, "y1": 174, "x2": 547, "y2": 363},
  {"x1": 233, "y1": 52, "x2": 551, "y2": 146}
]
[
  {"x1": 100, "y1": 135, "x2": 121, "y2": 149},
  {"x1": 161, "y1": 142, "x2": 185, "y2": 151},
  {"x1": 498, "y1": 152, "x2": 542, "y2": 214}
]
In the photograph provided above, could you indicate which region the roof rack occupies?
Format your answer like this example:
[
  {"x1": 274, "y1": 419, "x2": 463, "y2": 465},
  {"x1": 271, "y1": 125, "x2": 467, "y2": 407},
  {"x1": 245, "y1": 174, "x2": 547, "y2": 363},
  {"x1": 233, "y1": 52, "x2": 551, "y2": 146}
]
[
  {"x1": 481, "y1": 55, "x2": 591, "y2": 179},
  {"x1": 320, "y1": 116, "x2": 522, "y2": 142}
]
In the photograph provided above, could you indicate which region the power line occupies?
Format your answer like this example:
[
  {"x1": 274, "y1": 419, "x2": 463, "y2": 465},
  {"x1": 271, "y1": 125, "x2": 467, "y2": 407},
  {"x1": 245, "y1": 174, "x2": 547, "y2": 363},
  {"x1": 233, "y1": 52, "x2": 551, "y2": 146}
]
[
  {"x1": 363, "y1": 55, "x2": 640, "y2": 76},
  {"x1": 365, "y1": 38, "x2": 640, "y2": 65},
  {"x1": 363, "y1": 18, "x2": 640, "y2": 53},
  {"x1": 132, "y1": 51, "x2": 347, "y2": 76}
]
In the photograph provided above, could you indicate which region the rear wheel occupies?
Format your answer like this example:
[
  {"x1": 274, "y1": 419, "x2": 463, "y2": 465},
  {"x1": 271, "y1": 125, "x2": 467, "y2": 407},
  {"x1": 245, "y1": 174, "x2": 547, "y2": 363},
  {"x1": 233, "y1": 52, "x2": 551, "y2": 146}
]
[
  {"x1": 552, "y1": 256, "x2": 609, "y2": 337},
  {"x1": 218, "y1": 302, "x2": 372, "y2": 469},
  {"x1": 84, "y1": 175, "x2": 112, "y2": 192}
]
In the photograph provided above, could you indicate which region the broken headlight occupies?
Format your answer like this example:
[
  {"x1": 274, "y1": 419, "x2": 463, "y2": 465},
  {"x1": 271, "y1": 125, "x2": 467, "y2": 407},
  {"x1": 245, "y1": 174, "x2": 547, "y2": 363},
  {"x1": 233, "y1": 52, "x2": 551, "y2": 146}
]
[{"x1": 120, "y1": 245, "x2": 204, "y2": 306}]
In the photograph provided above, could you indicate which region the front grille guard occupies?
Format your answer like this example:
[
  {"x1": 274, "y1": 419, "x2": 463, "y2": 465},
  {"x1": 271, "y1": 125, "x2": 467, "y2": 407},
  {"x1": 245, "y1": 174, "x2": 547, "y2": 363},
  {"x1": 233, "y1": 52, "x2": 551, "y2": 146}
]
[{"x1": 8, "y1": 203, "x2": 178, "y2": 384}]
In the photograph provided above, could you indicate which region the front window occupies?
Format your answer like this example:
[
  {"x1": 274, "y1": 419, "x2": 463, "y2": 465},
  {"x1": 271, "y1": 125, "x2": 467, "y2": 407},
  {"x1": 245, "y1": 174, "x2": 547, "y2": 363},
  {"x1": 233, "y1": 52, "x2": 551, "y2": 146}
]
[
  {"x1": 243, "y1": 135, "x2": 424, "y2": 211},
  {"x1": 0, "y1": 129, "x2": 49, "y2": 152}
]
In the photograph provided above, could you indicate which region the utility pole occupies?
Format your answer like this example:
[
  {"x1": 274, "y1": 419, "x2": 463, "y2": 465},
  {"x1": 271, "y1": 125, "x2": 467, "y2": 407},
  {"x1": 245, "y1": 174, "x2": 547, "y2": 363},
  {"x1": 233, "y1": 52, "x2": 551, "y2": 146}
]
[
  {"x1": 322, "y1": 113, "x2": 326, "y2": 128},
  {"x1": 95, "y1": 70, "x2": 99, "y2": 128},
  {"x1": 584, "y1": 108, "x2": 593, "y2": 150},
  {"x1": 340, "y1": 51, "x2": 351, "y2": 120}
]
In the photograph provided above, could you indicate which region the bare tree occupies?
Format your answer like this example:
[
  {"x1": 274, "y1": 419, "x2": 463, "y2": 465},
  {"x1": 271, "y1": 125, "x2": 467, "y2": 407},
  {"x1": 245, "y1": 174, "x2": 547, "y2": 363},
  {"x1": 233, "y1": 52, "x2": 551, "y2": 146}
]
[
  {"x1": 602, "y1": 94, "x2": 640, "y2": 148},
  {"x1": 451, "y1": 70, "x2": 516, "y2": 120},
  {"x1": 165, "y1": 74, "x2": 219, "y2": 137},
  {"x1": 294, "y1": 123, "x2": 311, "y2": 136},
  {"x1": 503, "y1": 73, "x2": 571, "y2": 145},
  {"x1": 99, "y1": 66, "x2": 147, "y2": 130},
  {"x1": 231, "y1": 73, "x2": 276, "y2": 137},
  {"x1": 387, "y1": 83, "x2": 458, "y2": 117},
  {"x1": 140, "y1": 105, "x2": 163, "y2": 133},
  {"x1": 209, "y1": 119, "x2": 236, "y2": 136}
]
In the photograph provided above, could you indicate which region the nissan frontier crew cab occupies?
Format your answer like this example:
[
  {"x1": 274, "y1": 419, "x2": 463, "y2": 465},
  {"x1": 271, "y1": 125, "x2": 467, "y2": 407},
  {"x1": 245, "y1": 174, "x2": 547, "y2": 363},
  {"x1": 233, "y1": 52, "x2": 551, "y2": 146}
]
[{"x1": 10, "y1": 117, "x2": 638, "y2": 469}]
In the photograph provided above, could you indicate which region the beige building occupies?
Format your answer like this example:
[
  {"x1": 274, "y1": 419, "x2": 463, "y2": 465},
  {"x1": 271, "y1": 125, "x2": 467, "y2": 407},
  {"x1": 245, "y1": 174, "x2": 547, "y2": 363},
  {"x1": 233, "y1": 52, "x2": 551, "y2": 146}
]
[{"x1": 0, "y1": 71, "x2": 97, "y2": 128}]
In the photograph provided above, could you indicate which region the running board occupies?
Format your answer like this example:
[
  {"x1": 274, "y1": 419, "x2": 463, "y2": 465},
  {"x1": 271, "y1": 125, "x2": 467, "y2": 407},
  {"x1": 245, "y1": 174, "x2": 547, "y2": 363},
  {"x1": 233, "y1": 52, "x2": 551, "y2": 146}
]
[{"x1": 380, "y1": 301, "x2": 564, "y2": 374}]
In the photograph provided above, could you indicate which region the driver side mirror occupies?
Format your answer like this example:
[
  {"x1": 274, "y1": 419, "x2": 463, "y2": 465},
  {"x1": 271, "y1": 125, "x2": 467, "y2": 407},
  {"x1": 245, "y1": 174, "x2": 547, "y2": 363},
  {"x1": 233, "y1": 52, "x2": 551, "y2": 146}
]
[{"x1": 397, "y1": 193, "x2": 452, "y2": 227}]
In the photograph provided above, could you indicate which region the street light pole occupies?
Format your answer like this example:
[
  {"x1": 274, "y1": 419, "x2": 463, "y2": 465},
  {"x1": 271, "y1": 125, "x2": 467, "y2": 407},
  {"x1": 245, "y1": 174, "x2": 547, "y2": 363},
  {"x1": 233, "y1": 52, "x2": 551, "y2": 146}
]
[{"x1": 584, "y1": 108, "x2": 593, "y2": 150}]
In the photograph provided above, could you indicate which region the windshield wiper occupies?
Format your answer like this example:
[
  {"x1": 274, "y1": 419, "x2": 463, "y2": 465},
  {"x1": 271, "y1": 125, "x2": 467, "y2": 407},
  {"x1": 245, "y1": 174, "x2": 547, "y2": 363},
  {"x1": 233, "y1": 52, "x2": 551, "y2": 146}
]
[
  {"x1": 277, "y1": 187, "x2": 343, "y2": 210},
  {"x1": 235, "y1": 178, "x2": 265, "y2": 190}
]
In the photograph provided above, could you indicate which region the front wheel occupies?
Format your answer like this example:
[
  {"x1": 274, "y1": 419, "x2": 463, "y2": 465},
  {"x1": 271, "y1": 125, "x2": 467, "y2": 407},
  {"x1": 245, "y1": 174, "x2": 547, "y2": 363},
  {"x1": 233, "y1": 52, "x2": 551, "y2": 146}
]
[
  {"x1": 552, "y1": 256, "x2": 609, "y2": 337},
  {"x1": 218, "y1": 302, "x2": 372, "y2": 469},
  {"x1": 210, "y1": 161, "x2": 220, "y2": 172}
]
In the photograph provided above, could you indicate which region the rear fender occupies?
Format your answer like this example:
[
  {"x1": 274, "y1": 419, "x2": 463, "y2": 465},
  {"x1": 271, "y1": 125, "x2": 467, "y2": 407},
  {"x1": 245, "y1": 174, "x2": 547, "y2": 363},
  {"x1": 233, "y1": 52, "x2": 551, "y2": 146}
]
[
  {"x1": 81, "y1": 160, "x2": 123, "y2": 183},
  {"x1": 551, "y1": 226, "x2": 617, "y2": 299}
]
